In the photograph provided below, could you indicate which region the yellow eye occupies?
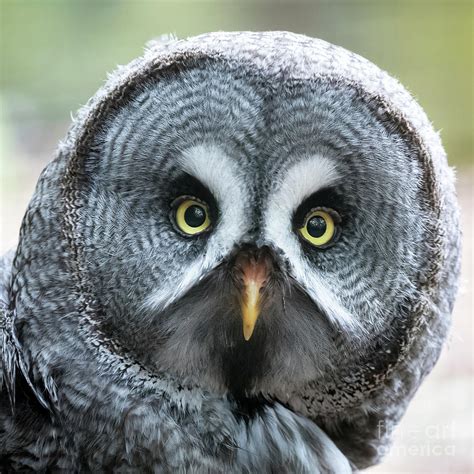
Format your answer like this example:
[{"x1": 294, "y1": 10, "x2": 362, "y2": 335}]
[
  {"x1": 298, "y1": 209, "x2": 336, "y2": 247},
  {"x1": 174, "y1": 198, "x2": 211, "y2": 236}
]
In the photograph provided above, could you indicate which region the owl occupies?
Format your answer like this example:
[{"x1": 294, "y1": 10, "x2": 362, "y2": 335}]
[{"x1": 0, "y1": 32, "x2": 460, "y2": 472}]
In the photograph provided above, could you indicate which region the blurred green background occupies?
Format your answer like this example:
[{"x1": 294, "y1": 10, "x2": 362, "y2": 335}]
[
  {"x1": 1, "y1": 0, "x2": 472, "y2": 167},
  {"x1": 0, "y1": 2, "x2": 473, "y2": 473}
]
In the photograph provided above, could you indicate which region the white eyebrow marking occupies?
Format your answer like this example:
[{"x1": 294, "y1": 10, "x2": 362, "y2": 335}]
[
  {"x1": 178, "y1": 144, "x2": 247, "y2": 224},
  {"x1": 143, "y1": 143, "x2": 249, "y2": 312},
  {"x1": 269, "y1": 154, "x2": 340, "y2": 220},
  {"x1": 264, "y1": 154, "x2": 366, "y2": 335},
  {"x1": 265, "y1": 154, "x2": 339, "y2": 247}
]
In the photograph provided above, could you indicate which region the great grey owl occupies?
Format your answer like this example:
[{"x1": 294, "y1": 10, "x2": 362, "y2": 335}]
[{"x1": 0, "y1": 32, "x2": 461, "y2": 472}]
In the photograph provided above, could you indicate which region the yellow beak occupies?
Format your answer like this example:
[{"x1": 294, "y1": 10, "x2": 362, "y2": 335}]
[
  {"x1": 241, "y1": 279, "x2": 262, "y2": 341},
  {"x1": 234, "y1": 246, "x2": 271, "y2": 341},
  {"x1": 236, "y1": 251, "x2": 270, "y2": 341}
]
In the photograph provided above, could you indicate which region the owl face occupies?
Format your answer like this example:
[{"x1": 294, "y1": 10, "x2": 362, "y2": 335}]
[{"x1": 80, "y1": 60, "x2": 428, "y2": 398}]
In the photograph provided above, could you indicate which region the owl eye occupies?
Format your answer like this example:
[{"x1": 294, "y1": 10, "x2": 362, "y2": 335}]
[
  {"x1": 173, "y1": 197, "x2": 211, "y2": 236},
  {"x1": 298, "y1": 209, "x2": 337, "y2": 247}
]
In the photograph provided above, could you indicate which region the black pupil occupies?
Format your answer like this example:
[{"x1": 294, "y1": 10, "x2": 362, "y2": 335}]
[
  {"x1": 307, "y1": 215, "x2": 327, "y2": 238},
  {"x1": 184, "y1": 204, "x2": 206, "y2": 227}
]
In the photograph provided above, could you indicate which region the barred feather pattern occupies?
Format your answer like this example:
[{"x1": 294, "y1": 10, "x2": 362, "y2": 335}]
[{"x1": 0, "y1": 32, "x2": 460, "y2": 471}]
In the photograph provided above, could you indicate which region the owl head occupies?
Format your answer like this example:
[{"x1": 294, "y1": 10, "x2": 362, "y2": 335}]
[{"x1": 7, "y1": 32, "x2": 460, "y2": 467}]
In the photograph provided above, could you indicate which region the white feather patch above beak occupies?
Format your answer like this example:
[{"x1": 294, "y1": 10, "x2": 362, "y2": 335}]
[{"x1": 143, "y1": 143, "x2": 249, "y2": 312}]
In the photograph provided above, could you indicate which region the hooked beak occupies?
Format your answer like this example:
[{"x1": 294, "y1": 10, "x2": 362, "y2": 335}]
[{"x1": 234, "y1": 247, "x2": 272, "y2": 341}]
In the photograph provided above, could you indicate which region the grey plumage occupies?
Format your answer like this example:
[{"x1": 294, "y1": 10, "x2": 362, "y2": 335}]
[{"x1": 0, "y1": 31, "x2": 460, "y2": 472}]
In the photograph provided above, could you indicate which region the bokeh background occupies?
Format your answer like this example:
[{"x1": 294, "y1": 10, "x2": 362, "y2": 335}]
[{"x1": 1, "y1": 1, "x2": 472, "y2": 472}]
